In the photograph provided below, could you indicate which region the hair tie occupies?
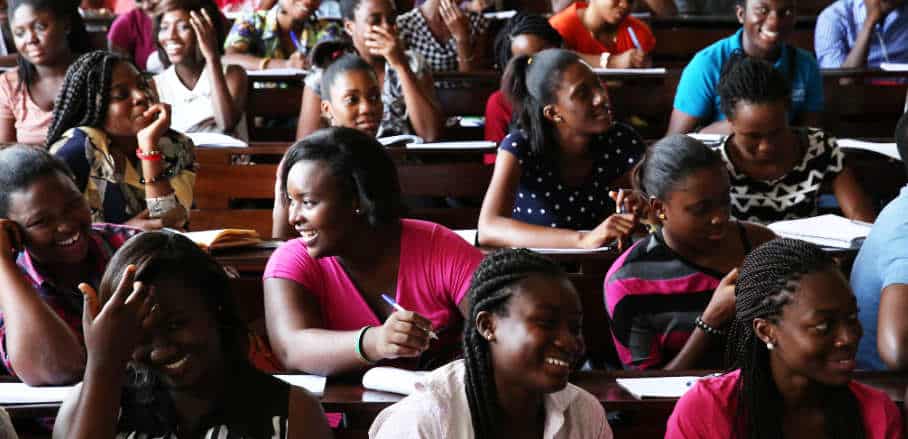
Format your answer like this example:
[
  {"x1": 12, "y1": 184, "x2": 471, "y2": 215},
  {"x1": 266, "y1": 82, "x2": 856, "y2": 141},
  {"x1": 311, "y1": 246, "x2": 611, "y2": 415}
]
[{"x1": 527, "y1": 56, "x2": 533, "y2": 65}]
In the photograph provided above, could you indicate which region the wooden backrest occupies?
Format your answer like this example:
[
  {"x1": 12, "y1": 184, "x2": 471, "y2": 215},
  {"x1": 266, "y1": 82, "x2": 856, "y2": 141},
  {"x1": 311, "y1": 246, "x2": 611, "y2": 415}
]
[
  {"x1": 245, "y1": 75, "x2": 305, "y2": 142},
  {"x1": 822, "y1": 70, "x2": 908, "y2": 139}
]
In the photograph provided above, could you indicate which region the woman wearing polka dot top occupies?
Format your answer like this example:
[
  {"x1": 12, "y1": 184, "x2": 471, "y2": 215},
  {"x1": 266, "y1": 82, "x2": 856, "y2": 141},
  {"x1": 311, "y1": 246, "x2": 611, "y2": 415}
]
[{"x1": 478, "y1": 49, "x2": 645, "y2": 249}]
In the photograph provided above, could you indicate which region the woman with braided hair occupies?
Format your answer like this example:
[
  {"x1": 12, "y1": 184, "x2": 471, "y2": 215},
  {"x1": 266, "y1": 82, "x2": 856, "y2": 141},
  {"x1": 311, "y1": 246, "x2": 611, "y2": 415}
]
[
  {"x1": 46, "y1": 50, "x2": 197, "y2": 232},
  {"x1": 370, "y1": 248, "x2": 612, "y2": 439},
  {"x1": 666, "y1": 238, "x2": 904, "y2": 438},
  {"x1": 604, "y1": 134, "x2": 774, "y2": 370}
]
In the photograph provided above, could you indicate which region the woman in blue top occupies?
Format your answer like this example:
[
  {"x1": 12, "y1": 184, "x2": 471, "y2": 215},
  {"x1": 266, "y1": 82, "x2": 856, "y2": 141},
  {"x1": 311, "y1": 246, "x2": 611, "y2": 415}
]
[
  {"x1": 666, "y1": 0, "x2": 823, "y2": 135},
  {"x1": 478, "y1": 49, "x2": 644, "y2": 249}
]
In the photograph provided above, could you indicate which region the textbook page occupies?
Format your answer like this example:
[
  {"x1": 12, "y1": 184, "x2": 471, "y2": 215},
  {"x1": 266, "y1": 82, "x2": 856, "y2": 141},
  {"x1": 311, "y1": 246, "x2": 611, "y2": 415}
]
[
  {"x1": 616, "y1": 376, "x2": 701, "y2": 399},
  {"x1": 837, "y1": 139, "x2": 900, "y2": 161},
  {"x1": 186, "y1": 132, "x2": 248, "y2": 148},
  {"x1": 274, "y1": 374, "x2": 327, "y2": 397},
  {"x1": 0, "y1": 382, "x2": 74, "y2": 404},
  {"x1": 768, "y1": 214, "x2": 872, "y2": 249},
  {"x1": 362, "y1": 367, "x2": 429, "y2": 395}
]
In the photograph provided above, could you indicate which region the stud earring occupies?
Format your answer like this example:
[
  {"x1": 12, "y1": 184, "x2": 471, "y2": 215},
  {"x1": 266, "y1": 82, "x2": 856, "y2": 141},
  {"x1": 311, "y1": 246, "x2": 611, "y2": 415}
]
[
  {"x1": 554, "y1": 116, "x2": 564, "y2": 123},
  {"x1": 354, "y1": 208, "x2": 362, "y2": 215},
  {"x1": 766, "y1": 342, "x2": 775, "y2": 351},
  {"x1": 658, "y1": 212, "x2": 666, "y2": 220}
]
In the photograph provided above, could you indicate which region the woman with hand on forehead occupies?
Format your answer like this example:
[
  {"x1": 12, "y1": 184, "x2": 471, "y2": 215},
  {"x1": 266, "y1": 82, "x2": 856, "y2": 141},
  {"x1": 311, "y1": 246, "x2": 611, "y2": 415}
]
[
  {"x1": 395, "y1": 0, "x2": 489, "y2": 73},
  {"x1": 296, "y1": 0, "x2": 442, "y2": 141}
]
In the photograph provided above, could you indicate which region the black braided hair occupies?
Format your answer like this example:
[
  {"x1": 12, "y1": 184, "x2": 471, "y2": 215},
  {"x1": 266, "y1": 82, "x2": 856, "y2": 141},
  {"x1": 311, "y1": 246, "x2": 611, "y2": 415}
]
[
  {"x1": 503, "y1": 48, "x2": 582, "y2": 160},
  {"x1": 463, "y1": 248, "x2": 567, "y2": 439},
  {"x1": 727, "y1": 238, "x2": 865, "y2": 439},
  {"x1": 154, "y1": 0, "x2": 227, "y2": 69},
  {"x1": 96, "y1": 231, "x2": 262, "y2": 436},
  {"x1": 8, "y1": 0, "x2": 91, "y2": 92},
  {"x1": 718, "y1": 51, "x2": 791, "y2": 121},
  {"x1": 492, "y1": 12, "x2": 563, "y2": 71},
  {"x1": 632, "y1": 134, "x2": 723, "y2": 200},
  {"x1": 45, "y1": 50, "x2": 125, "y2": 147}
]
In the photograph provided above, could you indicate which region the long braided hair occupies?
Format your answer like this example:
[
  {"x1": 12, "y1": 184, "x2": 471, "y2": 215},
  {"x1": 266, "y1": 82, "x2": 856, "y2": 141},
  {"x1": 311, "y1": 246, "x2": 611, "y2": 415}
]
[
  {"x1": 463, "y1": 248, "x2": 567, "y2": 439},
  {"x1": 44, "y1": 50, "x2": 124, "y2": 147},
  {"x1": 727, "y1": 238, "x2": 865, "y2": 439},
  {"x1": 8, "y1": 0, "x2": 91, "y2": 92}
]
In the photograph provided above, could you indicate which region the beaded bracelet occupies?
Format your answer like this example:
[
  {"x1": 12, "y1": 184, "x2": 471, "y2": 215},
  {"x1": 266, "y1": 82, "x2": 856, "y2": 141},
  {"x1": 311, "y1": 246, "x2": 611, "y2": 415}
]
[
  {"x1": 355, "y1": 326, "x2": 376, "y2": 365},
  {"x1": 136, "y1": 148, "x2": 162, "y2": 161},
  {"x1": 694, "y1": 315, "x2": 726, "y2": 338}
]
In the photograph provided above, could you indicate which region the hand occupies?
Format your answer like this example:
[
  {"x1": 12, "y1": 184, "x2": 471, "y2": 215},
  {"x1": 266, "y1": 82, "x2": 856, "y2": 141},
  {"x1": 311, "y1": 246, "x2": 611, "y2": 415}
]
[
  {"x1": 158, "y1": 205, "x2": 188, "y2": 230},
  {"x1": 125, "y1": 209, "x2": 164, "y2": 231},
  {"x1": 609, "y1": 189, "x2": 650, "y2": 219},
  {"x1": 578, "y1": 213, "x2": 637, "y2": 249},
  {"x1": 189, "y1": 9, "x2": 220, "y2": 63},
  {"x1": 80, "y1": 265, "x2": 156, "y2": 370},
  {"x1": 609, "y1": 49, "x2": 647, "y2": 69},
  {"x1": 864, "y1": 0, "x2": 898, "y2": 23},
  {"x1": 702, "y1": 268, "x2": 738, "y2": 328},
  {"x1": 439, "y1": 0, "x2": 470, "y2": 45},
  {"x1": 136, "y1": 103, "x2": 172, "y2": 149},
  {"x1": 364, "y1": 25, "x2": 406, "y2": 68},
  {"x1": 464, "y1": 0, "x2": 490, "y2": 13},
  {"x1": 371, "y1": 310, "x2": 433, "y2": 360},
  {"x1": 0, "y1": 219, "x2": 22, "y2": 262}
]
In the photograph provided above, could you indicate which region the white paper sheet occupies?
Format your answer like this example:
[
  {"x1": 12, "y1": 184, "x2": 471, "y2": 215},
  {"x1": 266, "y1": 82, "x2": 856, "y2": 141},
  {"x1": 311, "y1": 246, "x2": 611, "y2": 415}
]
[
  {"x1": 246, "y1": 68, "x2": 308, "y2": 77},
  {"x1": 881, "y1": 63, "x2": 908, "y2": 72},
  {"x1": 379, "y1": 134, "x2": 424, "y2": 146},
  {"x1": 592, "y1": 68, "x2": 667, "y2": 75},
  {"x1": 405, "y1": 141, "x2": 496, "y2": 150},
  {"x1": 274, "y1": 374, "x2": 327, "y2": 397},
  {"x1": 768, "y1": 214, "x2": 872, "y2": 249},
  {"x1": 0, "y1": 382, "x2": 74, "y2": 404},
  {"x1": 453, "y1": 229, "x2": 611, "y2": 253},
  {"x1": 837, "y1": 138, "x2": 901, "y2": 161},
  {"x1": 362, "y1": 367, "x2": 429, "y2": 395},
  {"x1": 187, "y1": 132, "x2": 248, "y2": 148},
  {"x1": 616, "y1": 376, "x2": 702, "y2": 399}
]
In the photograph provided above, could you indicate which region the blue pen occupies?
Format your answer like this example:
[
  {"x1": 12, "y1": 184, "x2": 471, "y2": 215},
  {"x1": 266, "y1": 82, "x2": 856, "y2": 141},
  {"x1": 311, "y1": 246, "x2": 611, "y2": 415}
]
[
  {"x1": 381, "y1": 294, "x2": 439, "y2": 340},
  {"x1": 289, "y1": 30, "x2": 303, "y2": 54},
  {"x1": 627, "y1": 26, "x2": 642, "y2": 51}
]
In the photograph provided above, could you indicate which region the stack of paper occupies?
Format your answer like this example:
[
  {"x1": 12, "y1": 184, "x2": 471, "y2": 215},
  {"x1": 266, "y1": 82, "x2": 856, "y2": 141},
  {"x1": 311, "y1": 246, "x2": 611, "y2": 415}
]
[
  {"x1": 768, "y1": 214, "x2": 872, "y2": 249},
  {"x1": 837, "y1": 139, "x2": 900, "y2": 161},
  {"x1": 362, "y1": 367, "x2": 429, "y2": 395},
  {"x1": 274, "y1": 374, "x2": 327, "y2": 397},
  {"x1": 616, "y1": 376, "x2": 701, "y2": 399},
  {"x1": 186, "y1": 132, "x2": 248, "y2": 148}
]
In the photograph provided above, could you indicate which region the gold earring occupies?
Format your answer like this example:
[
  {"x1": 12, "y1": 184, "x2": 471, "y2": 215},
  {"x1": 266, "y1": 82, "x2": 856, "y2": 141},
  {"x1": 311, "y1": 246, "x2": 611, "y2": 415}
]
[
  {"x1": 554, "y1": 116, "x2": 564, "y2": 123},
  {"x1": 658, "y1": 212, "x2": 666, "y2": 220}
]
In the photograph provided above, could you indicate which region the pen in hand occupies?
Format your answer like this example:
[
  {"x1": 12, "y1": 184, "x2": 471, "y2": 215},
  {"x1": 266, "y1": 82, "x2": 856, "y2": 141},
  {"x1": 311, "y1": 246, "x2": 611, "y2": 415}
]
[{"x1": 381, "y1": 294, "x2": 439, "y2": 340}]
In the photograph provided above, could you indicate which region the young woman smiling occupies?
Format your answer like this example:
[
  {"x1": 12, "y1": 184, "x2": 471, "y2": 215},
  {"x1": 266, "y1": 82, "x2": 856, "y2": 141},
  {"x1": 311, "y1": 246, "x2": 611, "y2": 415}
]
[
  {"x1": 667, "y1": 0, "x2": 823, "y2": 135},
  {"x1": 0, "y1": 146, "x2": 138, "y2": 386},
  {"x1": 295, "y1": 0, "x2": 442, "y2": 141},
  {"x1": 0, "y1": 0, "x2": 89, "y2": 144},
  {"x1": 548, "y1": 0, "x2": 656, "y2": 69},
  {"x1": 370, "y1": 249, "x2": 613, "y2": 439},
  {"x1": 666, "y1": 238, "x2": 904, "y2": 438},
  {"x1": 153, "y1": 0, "x2": 248, "y2": 139},
  {"x1": 604, "y1": 135, "x2": 774, "y2": 370},
  {"x1": 264, "y1": 128, "x2": 483, "y2": 376}
]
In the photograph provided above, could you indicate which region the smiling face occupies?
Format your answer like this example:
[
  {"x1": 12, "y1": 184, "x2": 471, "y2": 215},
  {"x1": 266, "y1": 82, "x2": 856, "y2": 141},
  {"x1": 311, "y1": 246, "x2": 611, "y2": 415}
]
[
  {"x1": 345, "y1": 0, "x2": 396, "y2": 61},
  {"x1": 546, "y1": 61, "x2": 612, "y2": 135},
  {"x1": 103, "y1": 61, "x2": 158, "y2": 137},
  {"x1": 281, "y1": 0, "x2": 320, "y2": 22},
  {"x1": 286, "y1": 159, "x2": 360, "y2": 259},
  {"x1": 736, "y1": 0, "x2": 796, "y2": 59},
  {"x1": 11, "y1": 4, "x2": 71, "y2": 67},
  {"x1": 485, "y1": 274, "x2": 584, "y2": 394},
  {"x1": 756, "y1": 269, "x2": 862, "y2": 386},
  {"x1": 6, "y1": 172, "x2": 92, "y2": 266},
  {"x1": 138, "y1": 277, "x2": 223, "y2": 390},
  {"x1": 660, "y1": 165, "x2": 733, "y2": 250},
  {"x1": 157, "y1": 9, "x2": 198, "y2": 65},
  {"x1": 323, "y1": 69, "x2": 383, "y2": 137}
]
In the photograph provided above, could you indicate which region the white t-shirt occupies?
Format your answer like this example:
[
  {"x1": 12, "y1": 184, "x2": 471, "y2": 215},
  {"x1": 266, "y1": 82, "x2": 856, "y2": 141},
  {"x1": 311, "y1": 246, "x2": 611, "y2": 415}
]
[{"x1": 153, "y1": 64, "x2": 248, "y2": 140}]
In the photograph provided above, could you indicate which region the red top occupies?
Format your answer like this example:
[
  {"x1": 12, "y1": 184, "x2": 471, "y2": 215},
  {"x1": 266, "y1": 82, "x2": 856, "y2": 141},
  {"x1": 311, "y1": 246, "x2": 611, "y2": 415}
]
[
  {"x1": 484, "y1": 90, "x2": 512, "y2": 144},
  {"x1": 549, "y1": 2, "x2": 656, "y2": 55},
  {"x1": 666, "y1": 369, "x2": 904, "y2": 439}
]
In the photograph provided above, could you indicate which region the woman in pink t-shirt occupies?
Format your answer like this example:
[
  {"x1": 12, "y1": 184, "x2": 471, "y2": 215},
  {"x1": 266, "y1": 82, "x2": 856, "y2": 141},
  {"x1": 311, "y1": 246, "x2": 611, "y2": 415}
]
[
  {"x1": 263, "y1": 127, "x2": 483, "y2": 376},
  {"x1": 667, "y1": 238, "x2": 904, "y2": 439},
  {"x1": 0, "y1": 0, "x2": 90, "y2": 144}
]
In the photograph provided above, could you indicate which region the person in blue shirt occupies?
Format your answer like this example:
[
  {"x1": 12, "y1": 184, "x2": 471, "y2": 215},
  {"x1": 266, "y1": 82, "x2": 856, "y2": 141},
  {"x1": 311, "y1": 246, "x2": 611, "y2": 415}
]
[
  {"x1": 851, "y1": 112, "x2": 908, "y2": 371},
  {"x1": 667, "y1": 0, "x2": 823, "y2": 135},
  {"x1": 815, "y1": 0, "x2": 908, "y2": 68}
]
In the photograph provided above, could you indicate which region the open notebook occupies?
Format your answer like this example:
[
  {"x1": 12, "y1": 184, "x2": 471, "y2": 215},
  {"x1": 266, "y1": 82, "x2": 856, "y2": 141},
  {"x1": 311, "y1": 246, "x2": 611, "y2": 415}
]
[
  {"x1": 180, "y1": 229, "x2": 263, "y2": 251},
  {"x1": 362, "y1": 367, "x2": 429, "y2": 395},
  {"x1": 768, "y1": 214, "x2": 872, "y2": 249}
]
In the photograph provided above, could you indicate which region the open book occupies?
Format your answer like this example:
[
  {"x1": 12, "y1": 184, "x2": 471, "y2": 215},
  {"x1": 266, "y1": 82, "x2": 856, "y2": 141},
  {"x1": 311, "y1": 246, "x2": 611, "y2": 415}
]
[
  {"x1": 362, "y1": 367, "x2": 429, "y2": 395},
  {"x1": 768, "y1": 214, "x2": 872, "y2": 249},
  {"x1": 180, "y1": 229, "x2": 263, "y2": 251}
]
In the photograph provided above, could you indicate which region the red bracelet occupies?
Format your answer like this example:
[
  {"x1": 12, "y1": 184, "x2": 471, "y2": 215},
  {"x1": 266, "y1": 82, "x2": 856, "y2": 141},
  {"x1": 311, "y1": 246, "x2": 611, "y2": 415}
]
[{"x1": 136, "y1": 148, "x2": 162, "y2": 161}]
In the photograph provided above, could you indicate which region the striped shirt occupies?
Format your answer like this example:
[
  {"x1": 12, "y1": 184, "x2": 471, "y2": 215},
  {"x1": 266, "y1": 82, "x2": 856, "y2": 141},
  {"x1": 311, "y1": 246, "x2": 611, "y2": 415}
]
[{"x1": 604, "y1": 227, "x2": 750, "y2": 370}]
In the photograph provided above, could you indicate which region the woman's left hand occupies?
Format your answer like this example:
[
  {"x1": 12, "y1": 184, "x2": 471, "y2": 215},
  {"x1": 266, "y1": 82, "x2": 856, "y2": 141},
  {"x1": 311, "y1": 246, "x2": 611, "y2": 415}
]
[
  {"x1": 439, "y1": 0, "x2": 470, "y2": 45},
  {"x1": 136, "y1": 103, "x2": 172, "y2": 149},
  {"x1": 190, "y1": 9, "x2": 220, "y2": 64},
  {"x1": 364, "y1": 25, "x2": 406, "y2": 69}
]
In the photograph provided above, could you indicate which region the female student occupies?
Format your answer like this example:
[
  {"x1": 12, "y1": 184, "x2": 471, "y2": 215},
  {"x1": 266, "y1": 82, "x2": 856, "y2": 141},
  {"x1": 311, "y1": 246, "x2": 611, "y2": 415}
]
[
  {"x1": 370, "y1": 248, "x2": 613, "y2": 438},
  {"x1": 154, "y1": 0, "x2": 249, "y2": 139},
  {"x1": 477, "y1": 49, "x2": 645, "y2": 249},
  {"x1": 396, "y1": 0, "x2": 489, "y2": 73},
  {"x1": 47, "y1": 51, "x2": 197, "y2": 232},
  {"x1": 715, "y1": 55, "x2": 876, "y2": 223},
  {"x1": 549, "y1": 0, "x2": 656, "y2": 69},
  {"x1": 666, "y1": 238, "x2": 904, "y2": 438},
  {"x1": 667, "y1": 0, "x2": 822, "y2": 135},
  {"x1": 223, "y1": 0, "x2": 342, "y2": 70},
  {"x1": 108, "y1": 0, "x2": 160, "y2": 71},
  {"x1": 0, "y1": 0, "x2": 90, "y2": 144},
  {"x1": 53, "y1": 231, "x2": 331, "y2": 439},
  {"x1": 263, "y1": 127, "x2": 483, "y2": 376},
  {"x1": 296, "y1": 0, "x2": 442, "y2": 141},
  {"x1": 0, "y1": 146, "x2": 139, "y2": 386},
  {"x1": 273, "y1": 44, "x2": 384, "y2": 239},
  {"x1": 604, "y1": 135, "x2": 774, "y2": 370},
  {"x1": 485, "y1": 12, "x2": 563, "y2": 143}
]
